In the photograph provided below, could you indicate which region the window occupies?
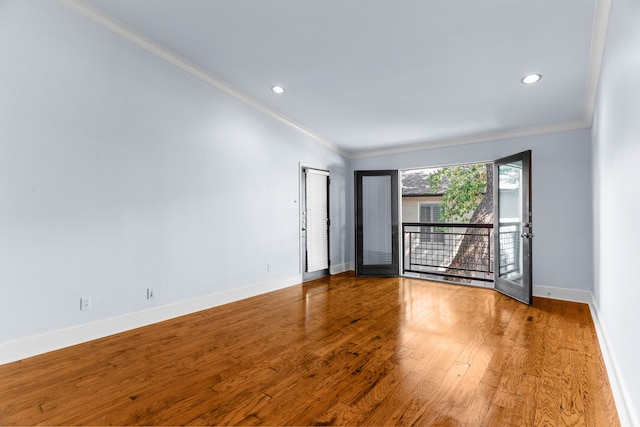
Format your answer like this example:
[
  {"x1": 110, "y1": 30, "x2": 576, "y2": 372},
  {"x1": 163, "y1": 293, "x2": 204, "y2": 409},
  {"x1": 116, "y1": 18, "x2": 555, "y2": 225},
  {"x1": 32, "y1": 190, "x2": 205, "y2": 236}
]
[
  {"x1": 419, "y1": 203, "x2": 441, "y2": 223},
  {"x1": 419, "y1": 203, "x2": 444, "y2": 243}
]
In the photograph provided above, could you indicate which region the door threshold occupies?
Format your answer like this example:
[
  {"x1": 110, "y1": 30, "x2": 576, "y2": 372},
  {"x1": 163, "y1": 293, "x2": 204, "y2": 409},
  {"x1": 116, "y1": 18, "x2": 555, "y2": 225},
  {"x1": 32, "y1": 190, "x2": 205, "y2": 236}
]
[{"x1": 402, "y1": 273, "x2": 494, "y2": 289}]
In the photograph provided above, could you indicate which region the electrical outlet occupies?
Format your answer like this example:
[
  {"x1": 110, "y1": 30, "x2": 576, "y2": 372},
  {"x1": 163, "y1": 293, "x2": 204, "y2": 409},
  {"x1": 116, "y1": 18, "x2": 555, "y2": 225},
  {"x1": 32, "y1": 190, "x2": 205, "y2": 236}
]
[
  {"x1": 147, "y1": 288, "x2": 154, "y2": 299},
  {"x1": 80, "y1": 297, "x2": 92, "y2": 310},
  {"x1": 267, "y1": 264, "x2": 272, "y2": 272}
]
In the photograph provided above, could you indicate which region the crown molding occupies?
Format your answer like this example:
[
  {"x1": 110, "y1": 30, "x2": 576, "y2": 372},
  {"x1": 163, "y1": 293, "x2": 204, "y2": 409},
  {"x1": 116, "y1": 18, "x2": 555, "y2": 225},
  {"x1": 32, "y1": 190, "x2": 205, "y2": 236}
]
[
  {"x1": 583, "y1": 0, "x2": 612, "y2": 127},
  {"x1": 57, "y1": 0, "x2": 349, "y2": 159},
  {"x1": 348, "y1": 120, "x2": 590, "y2": 160}
]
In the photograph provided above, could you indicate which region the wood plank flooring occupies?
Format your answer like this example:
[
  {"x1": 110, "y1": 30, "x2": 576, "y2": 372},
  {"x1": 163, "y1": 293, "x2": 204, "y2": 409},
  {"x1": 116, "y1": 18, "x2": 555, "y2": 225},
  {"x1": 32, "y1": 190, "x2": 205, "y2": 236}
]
[{"x1": 0, "y1": 273, "x2": 620, "y2": 426}]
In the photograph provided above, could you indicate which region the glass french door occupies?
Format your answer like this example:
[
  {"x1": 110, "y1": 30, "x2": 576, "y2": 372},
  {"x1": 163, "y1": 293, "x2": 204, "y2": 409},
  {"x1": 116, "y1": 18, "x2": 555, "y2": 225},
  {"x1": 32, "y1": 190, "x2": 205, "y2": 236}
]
[
  {"x1": 494, "y1": 150, "x2": 533, "y2": 304},
  {"x1": 355, "y1": 170, "x2": 399, "y2": 276}
]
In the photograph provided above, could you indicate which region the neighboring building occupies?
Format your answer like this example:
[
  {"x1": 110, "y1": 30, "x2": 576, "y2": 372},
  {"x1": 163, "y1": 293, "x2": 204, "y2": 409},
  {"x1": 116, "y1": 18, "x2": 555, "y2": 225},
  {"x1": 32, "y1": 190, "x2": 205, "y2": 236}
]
[
  {"x1": 402, "y1": 169, "x2": 450, "y2": 276},
  {"x1": 401, "y1": 169, "x2": 446, "y2": 224}
]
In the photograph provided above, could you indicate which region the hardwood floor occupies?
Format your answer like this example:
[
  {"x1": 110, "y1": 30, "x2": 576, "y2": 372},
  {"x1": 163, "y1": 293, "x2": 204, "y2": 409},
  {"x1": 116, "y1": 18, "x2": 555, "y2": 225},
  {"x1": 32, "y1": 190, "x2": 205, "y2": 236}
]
[{"x1": 0, "y1": 273, "x2": 620, "y2": 426}]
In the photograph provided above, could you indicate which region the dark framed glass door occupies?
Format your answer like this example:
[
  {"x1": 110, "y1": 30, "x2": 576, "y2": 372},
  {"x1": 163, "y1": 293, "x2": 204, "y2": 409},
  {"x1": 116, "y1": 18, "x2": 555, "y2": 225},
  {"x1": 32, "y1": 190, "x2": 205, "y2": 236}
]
[
  {"x1": 355, "y1": 170, "x2": 399, "y2": 276},
  {"x1": 494, "y1": 150, "x2": 533, "y2": 304}
]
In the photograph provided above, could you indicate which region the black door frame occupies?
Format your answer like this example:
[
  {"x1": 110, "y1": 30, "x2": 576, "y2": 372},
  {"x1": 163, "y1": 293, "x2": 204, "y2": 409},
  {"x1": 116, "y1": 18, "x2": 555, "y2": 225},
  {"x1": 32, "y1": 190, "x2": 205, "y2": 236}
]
[
  {"x1": 494, "y1": 150, "x2": 533, "y2": 304},
  {"x1": 355, "y1": 170, "x2": 399, "y2": 276}
]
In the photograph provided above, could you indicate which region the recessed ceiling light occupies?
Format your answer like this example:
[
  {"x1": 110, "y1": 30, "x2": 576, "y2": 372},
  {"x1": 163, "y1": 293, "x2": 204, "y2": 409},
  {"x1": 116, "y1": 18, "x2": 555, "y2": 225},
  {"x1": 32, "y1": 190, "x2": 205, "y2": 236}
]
[
  {"x1": 271, "y1": 85, "x2": 285, "y2": 94},
  {"x1": 521, "y1": 74, "x2": 542, "y2": 85}
]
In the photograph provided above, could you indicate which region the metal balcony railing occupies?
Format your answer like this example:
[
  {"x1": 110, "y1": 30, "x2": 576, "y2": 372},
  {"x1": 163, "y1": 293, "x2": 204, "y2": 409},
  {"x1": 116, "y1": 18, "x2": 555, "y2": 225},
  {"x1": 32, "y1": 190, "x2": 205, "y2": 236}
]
[
  {"x1": 497, "y1": 221, "x2": 521, "y2": 277},
  {"x1": 403, "y1": 222, "x2": 494, "y2": 283}
]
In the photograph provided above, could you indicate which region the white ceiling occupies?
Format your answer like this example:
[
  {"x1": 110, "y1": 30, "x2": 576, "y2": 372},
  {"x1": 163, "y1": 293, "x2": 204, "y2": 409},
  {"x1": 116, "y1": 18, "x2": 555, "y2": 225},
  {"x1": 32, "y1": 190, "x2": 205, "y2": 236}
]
[{"x1": 67, "y1": 0, "x2": 610, "y2": 158}]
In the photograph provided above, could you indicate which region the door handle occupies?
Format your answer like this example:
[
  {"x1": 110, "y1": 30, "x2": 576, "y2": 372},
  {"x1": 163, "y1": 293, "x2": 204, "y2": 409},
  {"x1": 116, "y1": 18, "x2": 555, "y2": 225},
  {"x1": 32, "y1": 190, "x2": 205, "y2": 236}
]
[{"x1": 521, "y1": 232, "x2": 535, "y2": 238}]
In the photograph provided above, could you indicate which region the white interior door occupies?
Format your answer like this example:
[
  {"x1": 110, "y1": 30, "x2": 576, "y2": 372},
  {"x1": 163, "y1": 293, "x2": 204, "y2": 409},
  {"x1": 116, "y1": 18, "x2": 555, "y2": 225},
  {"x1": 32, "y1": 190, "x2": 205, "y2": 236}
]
[{"x1": 302, "y1": 168, "x2": 330, "y2": 281}]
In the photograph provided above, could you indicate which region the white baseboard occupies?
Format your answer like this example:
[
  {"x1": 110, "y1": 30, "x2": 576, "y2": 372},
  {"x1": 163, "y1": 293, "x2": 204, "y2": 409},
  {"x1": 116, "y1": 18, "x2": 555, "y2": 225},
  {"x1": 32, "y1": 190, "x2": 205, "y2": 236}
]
[
  {"x1": 588, "y1": 299, "x2": 639, "y2": 427},
  {"x1": 515, "y1": 284, "x2": 637, "y2": 425},
  {"x1": 534, "y1": 284, "x2": 638, "y2": 425},
  {"x1": 0, "y1": 275, "x2": 301, "y2": 366},
  {"x1": 532, "y1": 284, "x2": 593, "y2": 303},
  {"x1": 330, "y1": 262, "x2": 354, "y2": 275}
]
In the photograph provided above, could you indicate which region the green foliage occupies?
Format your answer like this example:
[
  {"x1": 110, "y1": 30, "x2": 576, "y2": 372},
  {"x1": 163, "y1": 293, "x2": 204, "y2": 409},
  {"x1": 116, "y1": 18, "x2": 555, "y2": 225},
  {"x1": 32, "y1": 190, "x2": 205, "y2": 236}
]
[
  {"x1": 426, "y1": 164, "x2": 488, "y2": 223},
  {"x1": 499, "y1": 164, "x2": 521, "y2": 186}
]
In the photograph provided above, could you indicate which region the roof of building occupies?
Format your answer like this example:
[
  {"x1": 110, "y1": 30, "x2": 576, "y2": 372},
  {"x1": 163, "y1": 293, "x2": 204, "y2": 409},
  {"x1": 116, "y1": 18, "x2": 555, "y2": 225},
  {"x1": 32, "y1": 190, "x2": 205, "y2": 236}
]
[{"x1": 401, "y1": 169, "x2": 449, "y2": 196}]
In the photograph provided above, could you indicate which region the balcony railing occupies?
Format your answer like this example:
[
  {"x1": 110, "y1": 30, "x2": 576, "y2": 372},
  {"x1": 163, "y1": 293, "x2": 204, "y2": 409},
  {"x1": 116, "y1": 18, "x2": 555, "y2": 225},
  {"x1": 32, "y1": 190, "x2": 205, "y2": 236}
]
[
  {"x1": 497, "y1": 221, "x2": 521, "y2": 278},
  {"x1": 403, "y1": 222, "x2": 494, "y2": 283}
]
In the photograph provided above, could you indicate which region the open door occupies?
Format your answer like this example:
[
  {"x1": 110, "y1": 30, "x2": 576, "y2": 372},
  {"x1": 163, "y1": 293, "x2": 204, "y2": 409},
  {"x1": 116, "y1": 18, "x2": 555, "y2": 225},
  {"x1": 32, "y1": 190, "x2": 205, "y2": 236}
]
[
  {"x1": 302, "y1": 168, "x2": 330, "y2": 282},
  {"x1": 494, "y1": 150, "x2": 533, "y2": 304},
  {"x1": 355, "y1": 170, "x2": 399, "y2": 276}
]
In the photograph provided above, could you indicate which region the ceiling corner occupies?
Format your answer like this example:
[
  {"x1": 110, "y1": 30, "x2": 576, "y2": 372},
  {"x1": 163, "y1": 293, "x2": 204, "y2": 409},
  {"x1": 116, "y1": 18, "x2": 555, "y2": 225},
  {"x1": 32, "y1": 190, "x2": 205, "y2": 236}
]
[{"x1": 583, "y1": 0, "x2": 613, "y2": 126}]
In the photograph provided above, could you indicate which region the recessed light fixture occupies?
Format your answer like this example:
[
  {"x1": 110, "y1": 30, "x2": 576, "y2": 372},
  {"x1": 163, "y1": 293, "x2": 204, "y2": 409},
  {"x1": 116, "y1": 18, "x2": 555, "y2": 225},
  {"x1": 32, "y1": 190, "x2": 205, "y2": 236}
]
[
  {"x1": 271, "y1": 85, "x2": 285, "y2": 94},
  {"x1": 521, "y1": 74, "x2": 542, "y2": 85}
]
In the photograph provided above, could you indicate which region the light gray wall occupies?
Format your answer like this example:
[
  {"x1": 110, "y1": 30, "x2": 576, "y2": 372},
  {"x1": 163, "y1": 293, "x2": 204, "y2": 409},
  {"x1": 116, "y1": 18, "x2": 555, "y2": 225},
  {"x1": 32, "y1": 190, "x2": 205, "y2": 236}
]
[
  {"x1": 592, "y1": 0, "x2": 640, "y2": 424},
  {"x1": 0, "y1": 1, "x2": 347, "y2": 343},
  {"x1": 349, "y1": 128, "x2": 594, "y2": 293}
]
